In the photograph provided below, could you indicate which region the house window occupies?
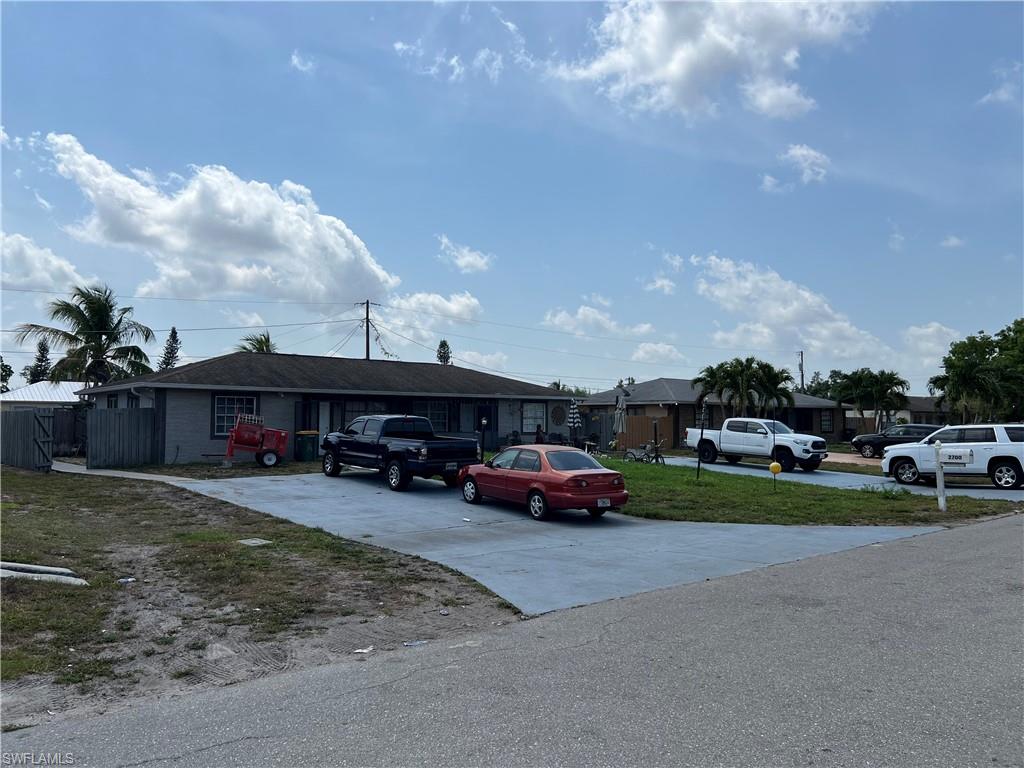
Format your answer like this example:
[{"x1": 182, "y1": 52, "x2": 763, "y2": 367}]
[
  {"x1": 106, "y1": 393, "x2": 119, "y2": 409},
  {"x1": 344, "y1": 400, "x2": 387, "y2": 424},
  {"x1": 127, "y1": 393, "x2": 140, "y2": 409},
  {"x1": 412, "y1": 400, "x2": 449, "y2": 432},
  {"x1": 522, "y1": 402, "x2": 547, "y2": 433},
  {"x1": 820, "y1": 410, "x2": 833, "y2": 433},
  {"x1": 213, "y1": 395, "x2": 257, "y2": 436}
]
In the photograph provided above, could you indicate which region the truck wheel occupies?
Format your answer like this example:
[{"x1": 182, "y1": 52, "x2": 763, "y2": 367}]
[
  {"x1": 991, "y1": 460, "x2": 1022, "y2": 490},
  {"x1": 462, "y1": 477, "x2": 483, "y2": 504},
  {"x1": 892, "y1": 458, "x2": 920, "y2": 485},
  {"x1": 698, "y1": 442, "x2": 718, "y2": 464},
  {"x1": 527, "y1": 491, "x2": 549, "y2": 521},
  {"x1": 257, "y1": 451, "x2": 279, "y2": 468},
  {"x1": 725, "y1": 455, "x2": 741, "y2": 465},
  {"x1": 798, "y1": 459, "x2": 821, "y2": 472},
  {"x1": 772, "y1": 448, "x2": 796, "y2": 473},
  {"x1": 322, "y1": 451, "x2": 342, "y2": 477},
  {"x1": 443, "y1": 474, "x2": 459, "y2": 488},
  {"x1": 385, "y1": 459, "x2": 410, "y2": 491},
  {"x1": 860, "y1": 444, "x2": 876, "y2": 459}
]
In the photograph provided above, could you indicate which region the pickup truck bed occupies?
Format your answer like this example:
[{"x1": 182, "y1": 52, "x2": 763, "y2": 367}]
[{"x1": 321, "y1": 414, "x2": 479, "y2": 491}]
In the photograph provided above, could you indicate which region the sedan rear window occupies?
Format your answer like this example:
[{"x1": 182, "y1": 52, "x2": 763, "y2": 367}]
[{"x1": 547, "y1": 451, "x2": 604, "y2": 471}]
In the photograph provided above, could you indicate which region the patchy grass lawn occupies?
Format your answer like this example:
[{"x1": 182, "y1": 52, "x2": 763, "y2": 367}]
[
  {"x1": 601, "y1": 459, "x2": 1020, "y2": 526},
  {"x1": 0, "y1": 467, "x2": 514, "y2": 729}
]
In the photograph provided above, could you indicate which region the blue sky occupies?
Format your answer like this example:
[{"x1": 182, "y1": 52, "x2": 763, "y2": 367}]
[{"x1": 2, "y1": 1, "x2": 1022, "y2": 392}]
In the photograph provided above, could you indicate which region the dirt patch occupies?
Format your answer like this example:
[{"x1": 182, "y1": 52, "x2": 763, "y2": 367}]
[
  {"x1": 137, "y1": 460, "x2": 324, "y2": 480},
  {"x1": 1, "y1": 469, "x2": 517, "y2": 730}
]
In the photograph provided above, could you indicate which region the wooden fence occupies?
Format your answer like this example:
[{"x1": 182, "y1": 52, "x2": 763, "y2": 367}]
[
  {"x1": 53, "y1": 408, "x2": 88, "y2": 457},
  {"x1": 582, "y1": 412, "x2": 668, "y2": 451},
  {"x1": 1, "y1": 408, "x2": 54, "y2": 471},
  {"x1": 87, "y1": 409, "x2": 156, "y2": 469}
]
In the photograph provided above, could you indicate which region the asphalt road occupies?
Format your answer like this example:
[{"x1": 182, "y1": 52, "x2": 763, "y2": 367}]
[
  {"x1": 7, "y1": 514, "x2": 1021, "y2": 768},
  {"x1": 665, "y1": 456, "x2": 1024, "y2": 502}
]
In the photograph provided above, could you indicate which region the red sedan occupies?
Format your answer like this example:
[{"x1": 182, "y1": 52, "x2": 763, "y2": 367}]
[{"x1": 457, "y1": 445, "x2": 628, "y2": 520}]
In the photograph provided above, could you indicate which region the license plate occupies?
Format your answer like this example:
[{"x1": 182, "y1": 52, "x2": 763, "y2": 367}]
[
  {"x1": 597, "y1": 498, "x2": 611, "y2": 508},
  {"x1": 445, "y1": 462, "x2": 458, "y2": 471}
]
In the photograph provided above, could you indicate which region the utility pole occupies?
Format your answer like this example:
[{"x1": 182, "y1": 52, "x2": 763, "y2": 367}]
[
  {"x1": 798, "y1": 350, "x2": 805, "y2": 392},
  {"x1": 364, "y1": 300, "x2": 370, "y2": 360}
]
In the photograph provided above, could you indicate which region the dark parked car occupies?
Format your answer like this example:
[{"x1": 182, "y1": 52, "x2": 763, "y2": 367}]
[
  {"x1": 851, "y1": 423, "x2": 939, "y2": 458},
  {"x1": 321, "y1": 415, "x2": 479, "y2": 491}
]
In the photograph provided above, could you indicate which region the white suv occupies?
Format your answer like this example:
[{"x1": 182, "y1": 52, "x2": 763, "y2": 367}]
[{"x1": 881, "y1": 424, "x2": 1024, "y2": 490}]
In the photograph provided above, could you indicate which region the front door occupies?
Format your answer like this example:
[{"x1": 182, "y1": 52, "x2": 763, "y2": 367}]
[
  {"x1": 923, "y1": 427, "x2": 961, "y2": 473},
  {"x1": 337, "y1": 418, "x2": 365, "y2": 465},
  {"x1": 505, "y1": 449, "x2": 541, "y2": 503},
  {"x1": 477, "y1": 448, "x2": 519, "y2": 499},
  {"x1": 475, "y1": 403, "x2": 498, "y2": 451}
]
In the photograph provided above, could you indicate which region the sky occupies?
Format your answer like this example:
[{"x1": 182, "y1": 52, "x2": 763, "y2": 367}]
[{"x1": 1, "y1": 1, "x2": 1022, "y2": 394}]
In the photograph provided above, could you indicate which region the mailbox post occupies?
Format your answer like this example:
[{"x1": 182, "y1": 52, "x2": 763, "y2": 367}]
[{"x1": 934, "y1": 440, "x2": 947, "y2": 512}]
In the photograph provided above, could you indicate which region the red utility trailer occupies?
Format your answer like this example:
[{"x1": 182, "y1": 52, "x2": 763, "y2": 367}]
[{"x1": 226, "y1": 413, "x2": 289, "y2": 467}]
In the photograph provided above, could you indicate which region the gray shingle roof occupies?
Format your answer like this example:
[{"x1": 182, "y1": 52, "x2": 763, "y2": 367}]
[
  {"x1": 78, "y1": 353, "x2": 571, "y2": 400},
  {"x1": 906, "y1": 395, "x2": 946, "y2": 412},
  {"x1": 582, "y1": 377, "x2": 842, "y2": 408}
]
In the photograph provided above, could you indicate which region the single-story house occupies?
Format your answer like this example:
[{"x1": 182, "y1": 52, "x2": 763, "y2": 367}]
[
  {"x1": 0, "y1": 380, "x2": 86, "y2": 411},
  {"x1": 582, "y1": 377, "x2": 847, "y2": 448},
  {"x1": 845, "y1": 395, "x2": 951, "y2": 433},
  {"x1": 78, "y1": 352, "x2": 573, "y2": 463}
]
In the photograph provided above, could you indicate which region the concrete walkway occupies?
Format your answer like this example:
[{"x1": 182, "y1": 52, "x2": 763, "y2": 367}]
[
  {"x1": 50, "y1": 462, "x2": 943, "y2": 615},
  {"x1": 664, "y1": 456, "x2": 1024, "y2": 502}
]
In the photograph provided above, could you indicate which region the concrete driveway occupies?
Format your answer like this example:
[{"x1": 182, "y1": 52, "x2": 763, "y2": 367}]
[
  {"x1": 665, "y1": 456, "x2": 1024, "y2": 502},
  {"x1": 175, "y1": 470, "x2": 941, "y2": 614}
]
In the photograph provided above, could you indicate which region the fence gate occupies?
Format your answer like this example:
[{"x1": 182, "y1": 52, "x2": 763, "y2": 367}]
[
  {"x1": 87, "y1": 408, "x2": 156, "y2": 469},
  {"x1": 0, "y1": 408, "x2": 54, "y2": 472}
]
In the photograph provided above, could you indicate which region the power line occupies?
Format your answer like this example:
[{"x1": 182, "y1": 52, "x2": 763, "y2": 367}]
[{"x1": 0, "y1": 318, "x2": 362, "y2": 335}]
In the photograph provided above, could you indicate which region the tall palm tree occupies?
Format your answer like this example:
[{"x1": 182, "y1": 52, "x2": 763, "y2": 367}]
[
  {"x1": 236, "y1": 330, "x2": 278, "y2": 353},
  {"x1": 15, "y1": 285, "x2": 154, "y2": 385},
  {"x1": 870, "y1": 369, "x2": 910, "y2": 431},
  {"x1": 832, "y1": 368, "x2": 876, "y2": 426},
  {"x1": 720, "y1": 356, "x2": 760, "y2": 417},
  {"x1": 753, "y1": 361, "x2": 796, "y2": 417},
  {"x1": 693, "y1": 361, "x2": 729, "y2": 422}
]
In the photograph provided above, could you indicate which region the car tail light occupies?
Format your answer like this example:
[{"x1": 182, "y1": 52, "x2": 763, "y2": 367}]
[
  {"x1": 565, "y1": 478, "x2": 589, "y2": 488},
  {"x1": 611, "y1": 476, "x2": 623, "y2": 486}
]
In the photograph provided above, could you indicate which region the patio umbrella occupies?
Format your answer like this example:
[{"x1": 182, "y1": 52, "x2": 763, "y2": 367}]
[{"x1": 612, "y1": 393, "x2": 627, "y2": 437}]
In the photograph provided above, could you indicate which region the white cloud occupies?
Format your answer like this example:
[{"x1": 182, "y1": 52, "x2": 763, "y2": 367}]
[
  {"x1": 740, "y1": 77, "x2": 816, "y2": 119},
  {"x1": 779, "y1": 144, "x2": 830, "y2": 184},
  {"x1": 0, "y1": 232, "x2": 93, "y2": 291},
  {"x1": 290, "y1": 50, "x2": 316, "y2": 74},
  {"x1": 393, "y1": 40, "x2": 424, "y2": 58},
  {"x1": 13, "y1": 168, "x2": 22, "y2": 179},
  {"x1": 553, "y1": 2, "x2": 871, "y2": 119},
  {"x1": 631, "y1": 342, "x2": 684, "y2": 363},
  {"x1": 978, "y1": 61, "x2": 1021, "y2": 107},
  {"x1": 219, "y1": 308, "x2": 267, "y2": 328},
  {"x1": 662, "y1": 252, "x2": 684, "y2": 272},
  {"x1": 380, "y1": 291, "x2": 483, "y2": 345},
  {"x1": 447, "y1": 54, "x2": 465, "y2": 82},
  {"x1": 902, "y1": 322, "x2": 959, "y2": 370},
  {"x1": 458, "y1": 349, "x2": 509, "y2": 370},
  {"x1": 542, "y1": 305, "x2": 653, "y2": 337},
  {"x1": 759, "y1": 173, "x2": 791, "y2": 194},
  {"x1": 130, "y1": 167, "x2": 158, "y2": 186},
  {"x1": 888, "y1": 224, "x2": 904, "y2": 253},
  {"x1": 32, "y1": 191, "x2": 53, "y2": 212},
  {"x1": 473, "y1": 48, "x2": 504, "y2": 83},
  {"x1": 692, "y1": 253, "x2": 887, "y2": 359},
  {"x1": 583, "y1": 292, "x2": 612, "y2": 307},
  {"x1": 939, "y1": 235, "x2": 965, "y2": 249},
  {"x1": 0, "y1": 126, "x2": 9, "y2": 148},
  {"x1": 642, "y1": 274, "x2": 676, "y2": 295},
  {"x1": 44, "y1": 132, "x2": 402, "y2": 304},
  {"x1": 437, "y1": 234, "x2": 494, "y2": 273},
  {"x1": 492, "y1": 7, "x2": 535, "y2": 70}
]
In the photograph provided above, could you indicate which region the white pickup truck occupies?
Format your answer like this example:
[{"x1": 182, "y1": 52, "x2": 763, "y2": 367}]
[
  {"x1": 684, "y1": 417, "x2": 829, "y2": 472},
  {"x1": 881, "y1": 423, "x2": 1024, "y2": 489}
]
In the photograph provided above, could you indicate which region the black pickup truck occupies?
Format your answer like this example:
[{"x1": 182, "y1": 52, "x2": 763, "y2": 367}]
[{"x1": 321, "y1": 415, "x2": 480, "y2": 491}]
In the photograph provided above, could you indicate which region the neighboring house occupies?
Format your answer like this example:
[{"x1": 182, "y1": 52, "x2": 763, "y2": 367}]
[
  {"x1": 0, "y1": 381, "x2": 86, "y2": 411},
  {"x1": 583, "y1": 377, "x2": 846, "y2": 448},
  {"x1": 78, "y1": 352, "x2": 572, "y2": 463},
  {"x1": 845, "y1": 395, "x2": 950, "y2": 433}
]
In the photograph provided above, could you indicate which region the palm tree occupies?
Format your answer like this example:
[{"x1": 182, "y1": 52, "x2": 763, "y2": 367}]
[
  {"x1": 753, "y1": 361, "x2": 795, "y2": 417},
  {"x1": 720, "y1": 356, "x2": 760, "y2": 417},
  {"x1": 693, "y1": 362, "x2": 729, "y2": 422},
  {"x1": 832, "y1": 368, "x2": 876, "y2": 427},
  {"x1": 236, "y1": 330, "x2": 277, "y2": 353},
  {"x1": 870, "y1": 369, "x2": 910, "y2": 431},
  {"x1": 15, "y1": 285, "x2": 154, "y2": 385}
]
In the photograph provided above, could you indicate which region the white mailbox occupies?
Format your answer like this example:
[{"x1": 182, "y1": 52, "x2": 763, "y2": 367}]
[{"x1": 939, "y1": 448, "x2": 973, "y2": 466}]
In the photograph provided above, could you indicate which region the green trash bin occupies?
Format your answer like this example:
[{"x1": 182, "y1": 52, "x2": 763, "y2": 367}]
[{"x1": 295, "y1": 431, "x2": 319, "y2": 462}]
